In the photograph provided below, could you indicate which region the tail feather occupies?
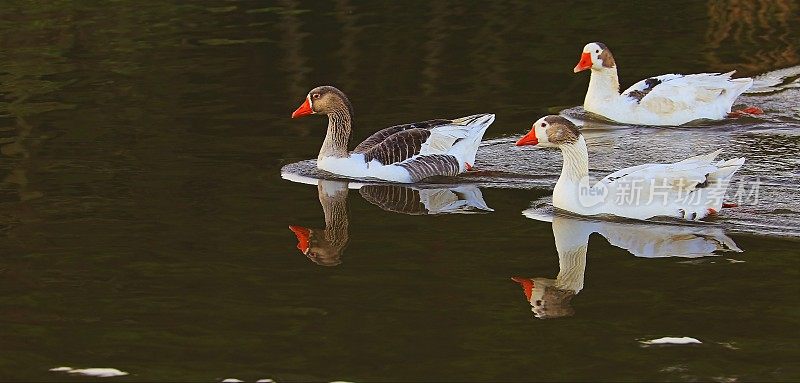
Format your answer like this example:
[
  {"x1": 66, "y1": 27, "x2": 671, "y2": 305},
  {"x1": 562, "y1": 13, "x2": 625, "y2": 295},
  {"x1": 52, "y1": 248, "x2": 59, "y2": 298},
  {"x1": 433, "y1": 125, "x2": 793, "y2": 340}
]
[
  {"x1": 420, "y1": 185, "x2": 493, "y2": 213},
  {"x1": 450, "y1": 185, "x2": 494, "y2": 212},
  {"x1": 722, "y1": 71, "x2": 753, "y2": 102},
  {"x1": 451, "y1": 113, "x2": 495, "y2": 126},
  {"x1": 711, "y1": 157, "x2": 745, "y2": 181},
  {"x1": 420, "y1": 114, "x2": 495, "y2": 166},
  {"x1": 678, "y1": 149, "x2": 722, "y2": 165}
]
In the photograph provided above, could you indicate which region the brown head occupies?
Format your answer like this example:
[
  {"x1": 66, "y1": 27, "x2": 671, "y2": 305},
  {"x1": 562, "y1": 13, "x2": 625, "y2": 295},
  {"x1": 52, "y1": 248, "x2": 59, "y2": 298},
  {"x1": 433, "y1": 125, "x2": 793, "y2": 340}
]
[
  {"x1": 515, "y1": 115, "x2": 581, "y2": 148},
  {"x1": 573, "y1": 42, "x2": 616, "y2": 73},
  {"x1": 291, "y1": 86, "x2": 354, "y2": 118},
  {"x1": 288, "y1": 225, "x2": 346, "y2": 267},
  {"x1": 511, "y1": 277, "x2": 576, "y2": 319},
  {"x1": 534, "y1": 285, "x2": 577, "y2": 319}
]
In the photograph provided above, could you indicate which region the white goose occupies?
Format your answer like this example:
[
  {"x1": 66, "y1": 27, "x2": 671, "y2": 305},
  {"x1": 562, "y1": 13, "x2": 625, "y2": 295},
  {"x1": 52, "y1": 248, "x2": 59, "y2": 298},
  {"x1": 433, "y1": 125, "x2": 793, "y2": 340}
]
[
  {"x1": 512, "y1": 211, "x2": 740, "y2": 319},
  {"x1": 574, "y1": 42, "x2": 755, "y2": 125},
  {"x1": 515, "y1": 116, "x2": 745, "y2": 221},
  {"x1": 291, "y1": 86, "x2": 495, "y2": 183}
]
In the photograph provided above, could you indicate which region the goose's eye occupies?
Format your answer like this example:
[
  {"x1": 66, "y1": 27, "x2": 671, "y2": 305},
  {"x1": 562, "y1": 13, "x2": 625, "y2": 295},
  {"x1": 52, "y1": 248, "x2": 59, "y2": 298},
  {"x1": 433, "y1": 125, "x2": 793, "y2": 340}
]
[
  {"x1": 595, "y1": 49, "x2": 600, "y2": 53},
  {"x1": 312, "y1": 93, "x2": 321, "y2": 100},
  {"x1": 541, "y1": 122, "x2": 547, "y2": 127}
]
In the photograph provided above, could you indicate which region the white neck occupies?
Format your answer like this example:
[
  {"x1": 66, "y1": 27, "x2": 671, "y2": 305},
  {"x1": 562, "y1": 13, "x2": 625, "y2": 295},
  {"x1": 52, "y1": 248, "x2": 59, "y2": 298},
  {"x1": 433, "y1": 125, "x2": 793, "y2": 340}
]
[
  {"x1": 552, "y1": 136, "x2": 592, "y2": 213},
  {"x1": 554, "y1": 244, "x2": 587, "y2": 293},
  {"x1": 552, "y1": 217, "x2": 594, "y2": 294},
  {"x1": 558, "y1": 136, "x2": 589, "y2": 183},
  {"x1": 585, "y1": 67, "x2": 621, "y2": 110}
]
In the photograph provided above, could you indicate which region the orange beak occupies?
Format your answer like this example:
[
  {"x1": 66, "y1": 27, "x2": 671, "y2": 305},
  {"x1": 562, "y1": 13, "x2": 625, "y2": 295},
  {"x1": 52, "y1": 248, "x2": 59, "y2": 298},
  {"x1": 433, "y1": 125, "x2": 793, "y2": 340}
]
[
  {"x1": 573, "y1": 52, "x2": 592, "y2": 73},
  {"x1": 515, "y1": 128, "x2": 538, "y2": 146},
  {"x1": 289, "y1": 225, "x2": 311, "y2": 254},
  {"x1": 291, "y1": 97, "x2": 313, "y2": 118},
  {"x1": 511, "y1": 277, "x2": 535, "y2": 301}
]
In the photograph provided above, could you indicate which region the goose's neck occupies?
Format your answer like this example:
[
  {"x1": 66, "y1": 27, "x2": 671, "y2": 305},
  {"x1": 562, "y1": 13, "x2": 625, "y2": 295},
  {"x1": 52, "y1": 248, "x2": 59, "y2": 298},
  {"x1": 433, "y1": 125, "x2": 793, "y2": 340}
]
[
  {"x1": 554, "y1": 244, "x2": 587, "y2": 293},
  {"x1": 318, "y1": 182, "x2": 349, "y2": 249},
  {"x1": 557, "y1": 136, "x2": 590, "y2": 184},
  {"x1": 319, "y1": 108, "x2": 352, "y2": 160},
  {"x1": 552, "y1": 218, "x2": 593, "y2": 294},
  {"x1": 585, "y1": 67, "x2": 621, "y2": 108}
]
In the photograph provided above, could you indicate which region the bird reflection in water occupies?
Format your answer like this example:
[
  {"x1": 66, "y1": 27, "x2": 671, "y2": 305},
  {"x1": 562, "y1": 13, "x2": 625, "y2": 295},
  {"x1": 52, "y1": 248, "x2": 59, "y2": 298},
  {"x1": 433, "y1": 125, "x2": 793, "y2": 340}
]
[
  {"x1": 288, "y1": 178, "x2": 492, "y2": 266},
  {"x1": 289, "y1": 180, "x2": 351, "y2": 267},
  {"x1": 512, "y1": 208, "x2": 742, "y2": 319}
]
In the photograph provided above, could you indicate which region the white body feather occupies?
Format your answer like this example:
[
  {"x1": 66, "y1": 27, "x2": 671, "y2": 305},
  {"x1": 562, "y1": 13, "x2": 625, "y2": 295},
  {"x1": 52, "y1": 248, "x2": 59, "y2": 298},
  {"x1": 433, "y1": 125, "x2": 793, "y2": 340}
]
[
  {"x1": 553, "y1": 136, "x2": 744, "y2": 220},
  {"x1": 585, "y1": 69, "x2": 753, "y2": 125},
  {"x1": 317, "y1": 114, "x2": 494, "y2": 182}
]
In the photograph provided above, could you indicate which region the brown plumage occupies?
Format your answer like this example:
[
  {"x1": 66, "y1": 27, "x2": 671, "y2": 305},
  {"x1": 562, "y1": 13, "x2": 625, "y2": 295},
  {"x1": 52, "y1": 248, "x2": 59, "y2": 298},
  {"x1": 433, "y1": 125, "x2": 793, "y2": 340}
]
[
  {"x1": 359, "y1": 185, "x2": 427, "y2": 215},
  {"x1": 596, "y1": 42, "x2": 616, "y2": 68},
  {"x1": 625, "y1": 77, "x2": 663, "y2": 103},
  {"x1": 361, "y1": 128, "x2": 431, "y2": 165},
  {"x1": 353, "y1": 119, "x2": 450, "y2": 153},
  {"x1": 292, "y1": 85, "x2": 494, "y2": 182},
  {"x1": 396, "y1": 154, "x2": 460, "y2": 182},
  {"x1": 543, "y1": 115, "x2": 581, "y2": 145}
]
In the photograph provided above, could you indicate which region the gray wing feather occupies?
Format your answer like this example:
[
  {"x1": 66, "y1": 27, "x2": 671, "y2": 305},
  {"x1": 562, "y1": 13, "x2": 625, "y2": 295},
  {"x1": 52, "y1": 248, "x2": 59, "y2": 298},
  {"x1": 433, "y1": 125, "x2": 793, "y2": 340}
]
[
  {"x1": 353, "y1": 119, "x2": 450, "y2": 153},
  {"x1": 397, "y1": 154, "x2": 460, "y2": 182},
  {"x1": 359, "y1": 185, "x2": 427, "y2": 215},
  {"x1": 362, "y1": 128, "x2": 432, "y2": 165}
]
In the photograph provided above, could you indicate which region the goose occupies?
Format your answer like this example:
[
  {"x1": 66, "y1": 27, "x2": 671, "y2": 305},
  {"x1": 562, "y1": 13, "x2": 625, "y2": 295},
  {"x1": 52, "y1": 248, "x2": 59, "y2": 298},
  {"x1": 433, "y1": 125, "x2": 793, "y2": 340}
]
[
  {"x1": 291, "y1": 86, "x2": 495, "y2": 183},
  {"x1": 286, "y1": 176, "x2": 492, "y2": 266},
  {"x1": 512, "y1": 211, "x2": 740, "y2": 319},
  {"x1": 574, "y1": 42, "x2": 757, "y2": 125},
  {"x1": 289, "y1": 180, "x2": 350, "y2": 267},
  {"x1": 515, "y1": 115, "x2": 745, "y2": 221}
]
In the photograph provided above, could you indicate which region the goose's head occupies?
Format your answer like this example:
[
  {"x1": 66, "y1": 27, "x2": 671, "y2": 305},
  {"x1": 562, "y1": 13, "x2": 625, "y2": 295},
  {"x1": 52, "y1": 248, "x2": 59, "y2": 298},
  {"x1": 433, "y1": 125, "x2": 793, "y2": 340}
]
[
  {"x1": 511, "y1": 277, "x2": 576, "y2": 319},
  {"x1": 515, "y1": 115, "x2": 581, "y2": 148},
  {"x1": 574, "y1": 42, "x2": 616, "y2": 73},
  {"x1": 289, "y1": 225, "x2": 345, "y2": 267},
  {"x1": 291, "y1": 86, "x2": 353, "y2": 118}
]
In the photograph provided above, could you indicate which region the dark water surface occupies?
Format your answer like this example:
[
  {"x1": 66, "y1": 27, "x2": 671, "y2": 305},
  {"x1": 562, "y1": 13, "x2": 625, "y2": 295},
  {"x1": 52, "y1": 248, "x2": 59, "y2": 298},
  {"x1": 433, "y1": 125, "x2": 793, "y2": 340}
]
[{"x1": 1, "y1": 1, "x2": 799, "y2": 381}]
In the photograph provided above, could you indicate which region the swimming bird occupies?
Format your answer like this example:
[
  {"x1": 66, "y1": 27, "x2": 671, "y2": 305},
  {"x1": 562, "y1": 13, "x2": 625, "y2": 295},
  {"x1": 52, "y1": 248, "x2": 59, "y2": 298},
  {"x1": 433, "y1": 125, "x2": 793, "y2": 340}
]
[
  {"x1": 291, "y1": 86, "x2": 494, "y2": 183},
  {"x1": 515, "y1": 115, "x2": 745, "y2": 221},
  {"x1": 574, "y1": 42, "x2": 755, "y2": 125}
]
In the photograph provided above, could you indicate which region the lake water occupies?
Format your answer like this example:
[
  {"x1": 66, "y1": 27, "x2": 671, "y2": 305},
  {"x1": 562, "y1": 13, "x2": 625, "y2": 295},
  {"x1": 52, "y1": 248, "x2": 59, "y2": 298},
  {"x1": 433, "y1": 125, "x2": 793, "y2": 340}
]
[{"x1": 1, "y1": 1, "x2": 799, "y2": 381}]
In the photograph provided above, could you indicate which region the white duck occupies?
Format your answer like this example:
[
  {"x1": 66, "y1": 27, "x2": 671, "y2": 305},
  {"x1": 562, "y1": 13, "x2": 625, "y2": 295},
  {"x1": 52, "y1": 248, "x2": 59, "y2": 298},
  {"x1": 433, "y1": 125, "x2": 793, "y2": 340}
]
[
  {"x1": 515, "y1": 115, "x2": 745, "y2": 221},
  {"x1": 291, "y1": 86, "x2": 495, "y2": 183},
  {"x1": 574, "y1": 42, "x2": 754, "y2": 125}
]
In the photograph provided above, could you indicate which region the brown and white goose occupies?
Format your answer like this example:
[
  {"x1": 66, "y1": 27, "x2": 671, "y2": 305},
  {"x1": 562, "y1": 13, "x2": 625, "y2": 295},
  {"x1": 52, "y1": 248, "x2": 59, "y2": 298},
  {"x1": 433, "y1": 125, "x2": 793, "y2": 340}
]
[
  {"x1": 287, "y1": 177, "x2": 492, "y2": 266},
  {"x1": 291, "y1": 86, "x2": 495, "y2": 183}
]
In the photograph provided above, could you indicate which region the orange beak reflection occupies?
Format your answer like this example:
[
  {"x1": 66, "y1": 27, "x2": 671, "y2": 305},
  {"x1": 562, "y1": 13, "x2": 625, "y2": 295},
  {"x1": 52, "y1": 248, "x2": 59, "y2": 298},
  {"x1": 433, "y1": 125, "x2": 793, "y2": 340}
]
[
  {"x1": 573, "y1": 52, "x2": 592, "y2": 73},
  {"x1": 289, "y1": 225, "x2": 311, "y2": 254},
  {"x1": 511, "y1": 277, "x2": 535, "y2": 301}
]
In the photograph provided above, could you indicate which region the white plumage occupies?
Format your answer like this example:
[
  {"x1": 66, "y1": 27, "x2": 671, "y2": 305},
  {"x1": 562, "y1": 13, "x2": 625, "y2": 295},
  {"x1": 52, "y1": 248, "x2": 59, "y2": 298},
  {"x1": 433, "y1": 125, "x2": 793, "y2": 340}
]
[
  {"x1": 575, "y1": 42, "x2": 753, "y2": 125},
  {"x1": 516, "y1": 116, "x2": 745, "y2": 221}
]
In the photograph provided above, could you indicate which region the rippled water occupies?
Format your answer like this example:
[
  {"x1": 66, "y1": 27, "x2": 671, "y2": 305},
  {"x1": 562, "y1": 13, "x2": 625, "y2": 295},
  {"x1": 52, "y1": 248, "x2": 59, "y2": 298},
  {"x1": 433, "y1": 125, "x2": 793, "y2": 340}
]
[{"x1": 1, "y1": 1, "x2": 799, "y2": 381}]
